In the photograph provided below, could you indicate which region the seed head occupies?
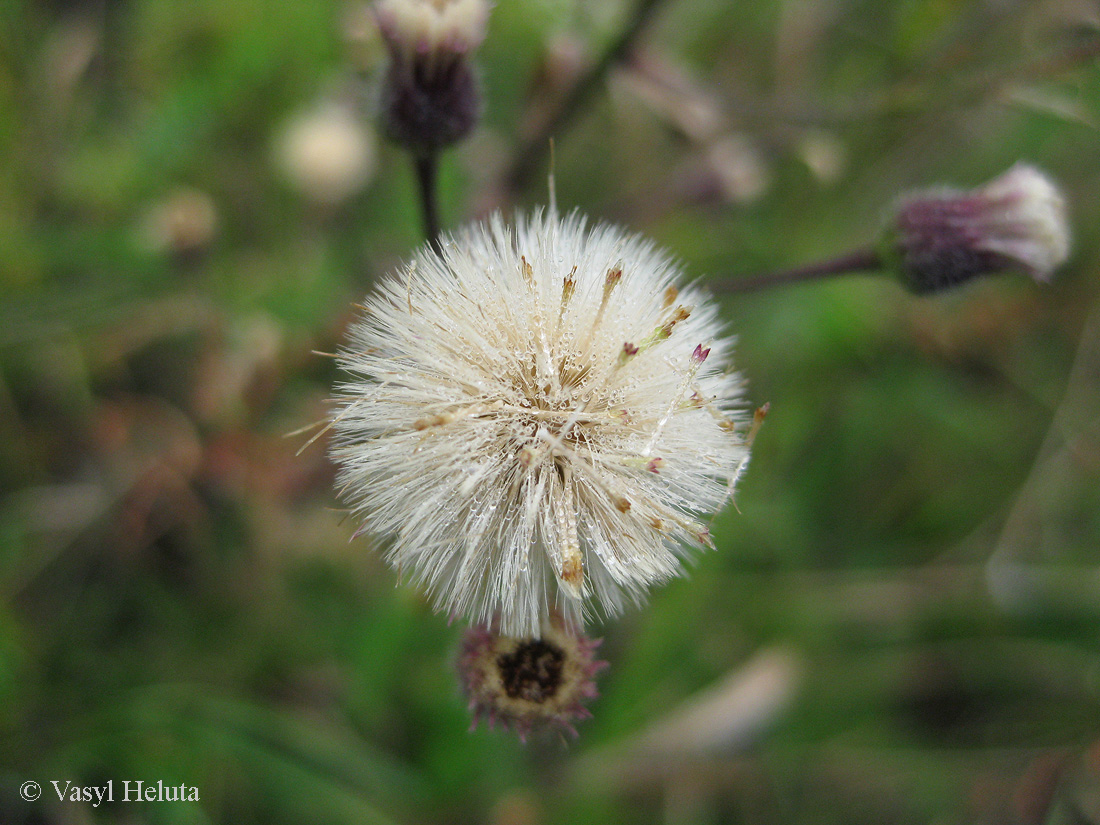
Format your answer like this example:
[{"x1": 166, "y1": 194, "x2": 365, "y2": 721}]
[
  {"x1": 457, "y1": 616, "x2": 607, "y2": 741},
  {"x1": 330, "y1": 210, "x2": 750, "y2": 637},
  {"x1": 883, "y1": 163, "x2": 1070, "y2": 294}
]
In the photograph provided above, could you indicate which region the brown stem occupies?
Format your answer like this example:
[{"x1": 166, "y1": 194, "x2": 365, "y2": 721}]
[
  {"x1": 710, "y1": 248, "x2": 883, "y2": 295},
  {"x1": 504, "y1": 0, "x2": 671, "y2": 195}
]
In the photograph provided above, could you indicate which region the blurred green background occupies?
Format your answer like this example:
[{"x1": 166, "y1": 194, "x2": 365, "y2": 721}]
[{"x1": 3, "y1": 0, "x2": 1100, "y2": 822}]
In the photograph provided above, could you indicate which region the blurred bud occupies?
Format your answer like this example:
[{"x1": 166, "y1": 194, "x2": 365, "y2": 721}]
[
  {"x1": 275, "y1": 102, "x2": 377, "y2": 205},
  {"x1": 706, "y1": 135, "x2": 770, "y2": 205},
  {"x1": 796, "y1": 129, "x2": 846, "y2": 185},
  {"x1": 457, "y1": 616, "x2": 607, "y2": 741},
  {"x1": 374, "y1": 0, "x2": 490, "y2": 153},
  {"x1": 883, "y1": 163, "x2": 1071, "y2": 294},
  {"x1": 140, "y1": 187, "x2": 218, "y2": 258}
]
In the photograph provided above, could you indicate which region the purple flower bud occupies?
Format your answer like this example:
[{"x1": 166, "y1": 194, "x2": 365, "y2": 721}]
[
  {"x1": 883, "y1": 164, "x2": 1070, "y2": 294},
  {"x1": 375, "y1": 0, "x2": 490, "y2": 153}
]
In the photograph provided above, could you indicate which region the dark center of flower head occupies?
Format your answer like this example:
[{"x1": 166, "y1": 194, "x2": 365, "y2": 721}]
[{"x1": 497, "y1": 639, "x2": 565, "y2": 703}]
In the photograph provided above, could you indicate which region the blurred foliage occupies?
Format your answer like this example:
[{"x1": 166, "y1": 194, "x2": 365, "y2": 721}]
[{"x1": 2, "y1": 0, "x2": 1100, "y2": 823}]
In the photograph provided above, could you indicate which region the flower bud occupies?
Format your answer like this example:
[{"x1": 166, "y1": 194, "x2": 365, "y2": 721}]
[
  {"x1": 457, "y1": 617, "x2": 607, "y2": 741},
  {"x1": 882, "y1": 163, "x2": 1070, "y2": 294},
  {"x1": 374, "y1": 0, "x2": 490, "y2": 153}
]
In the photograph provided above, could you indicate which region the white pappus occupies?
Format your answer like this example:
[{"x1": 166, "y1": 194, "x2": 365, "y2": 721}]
[{"x1": 329, "y1": 209, "x2": 751, "y2": 637}]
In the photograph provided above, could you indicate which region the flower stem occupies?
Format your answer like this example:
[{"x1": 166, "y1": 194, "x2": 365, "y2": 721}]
[
  {"x1": 711, "y1": 247, "x2": 883, "y2": 295},
  {"x1": 415, "y1": 152, "x2": 442, "y2": 253},
  {"x1": 504, "y1": 0, "x2": 671, "y2": 195}
]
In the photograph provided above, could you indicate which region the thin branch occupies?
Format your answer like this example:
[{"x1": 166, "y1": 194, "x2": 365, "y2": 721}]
[
  {"x1": 504, "y1": 0, "x2": 672, "y2": 195},
  {"x1": 710, "y1": 247, "x2": 883, "y2": 295}
]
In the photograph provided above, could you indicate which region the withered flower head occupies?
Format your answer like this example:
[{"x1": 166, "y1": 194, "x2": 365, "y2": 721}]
[{"x1": 458, "y1": 617, "x2": 607, "y2": 741}]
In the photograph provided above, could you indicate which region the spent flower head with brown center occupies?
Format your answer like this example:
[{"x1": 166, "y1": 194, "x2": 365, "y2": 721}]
[
  {"x1": 329, "y1": 210, "x2": 750, "y2": 637},
  {"x1": 457, "y1": 616, "x2": 607, "y2": 740},
  {"x1": 882, "y1": 163, "x2": 1070, "y2": 294}
]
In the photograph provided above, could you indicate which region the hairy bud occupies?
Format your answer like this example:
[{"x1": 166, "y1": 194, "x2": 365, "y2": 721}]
[
  {"x1": 883, "y1": 163, "x2": 1070, "y2": 294},
  {"x1": 375, "y1": 0, "x2": 490, "y2": 153}
]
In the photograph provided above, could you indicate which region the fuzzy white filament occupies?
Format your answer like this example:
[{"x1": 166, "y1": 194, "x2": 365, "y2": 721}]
[
  {"x1": 331, "y1": 211, "x2": 749, "y2": 637},
  {"x1": 975, "y1": 163, "x2": 1070, "y2": 282}
]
